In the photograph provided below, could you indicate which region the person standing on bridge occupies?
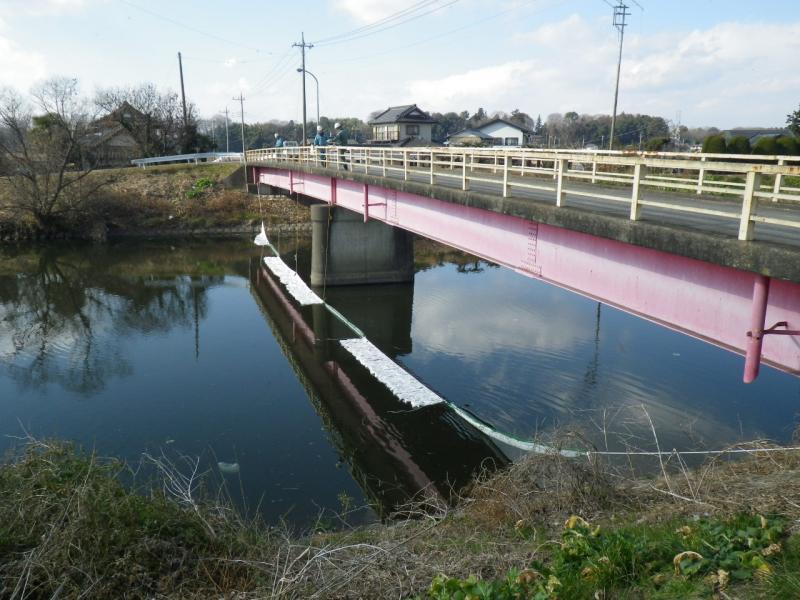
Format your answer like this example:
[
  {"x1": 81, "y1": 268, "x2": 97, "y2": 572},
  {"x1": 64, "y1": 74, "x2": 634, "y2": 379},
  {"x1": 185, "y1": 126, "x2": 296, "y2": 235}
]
[
  {"x1": 274, "y1": 132, "x2": 285, "y2": 148},
  {"x1": 329, "y1": 122, "x2": 349, "y2": 170},
  {"x1": 313, "y1": 125, "x2": 327, "y2": 166}
]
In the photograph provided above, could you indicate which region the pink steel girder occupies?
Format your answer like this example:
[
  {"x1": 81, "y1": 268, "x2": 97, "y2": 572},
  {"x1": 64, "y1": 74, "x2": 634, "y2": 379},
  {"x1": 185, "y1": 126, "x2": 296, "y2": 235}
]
[{"x1": 256, "y1": 167, "x2": 800, "y2": 381}]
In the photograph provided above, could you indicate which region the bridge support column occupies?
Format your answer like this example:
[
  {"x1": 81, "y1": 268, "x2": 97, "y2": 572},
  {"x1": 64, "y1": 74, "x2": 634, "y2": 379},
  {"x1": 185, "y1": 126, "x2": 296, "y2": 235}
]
[{"x1": 310, "y1": 205, "x2": 414, "y2": 286}]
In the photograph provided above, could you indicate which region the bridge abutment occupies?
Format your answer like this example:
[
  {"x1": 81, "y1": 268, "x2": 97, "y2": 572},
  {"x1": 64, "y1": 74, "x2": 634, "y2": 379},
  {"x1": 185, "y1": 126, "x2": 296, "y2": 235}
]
[{"x1": 310, "y1": 205, "x2": 414, "y2": 286}]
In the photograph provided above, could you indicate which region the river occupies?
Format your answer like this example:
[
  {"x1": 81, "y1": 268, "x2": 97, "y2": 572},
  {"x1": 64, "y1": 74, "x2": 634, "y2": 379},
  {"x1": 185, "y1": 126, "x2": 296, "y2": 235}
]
[{"x1": 1, "y1": 237, "x2": 797, "y2": 527}]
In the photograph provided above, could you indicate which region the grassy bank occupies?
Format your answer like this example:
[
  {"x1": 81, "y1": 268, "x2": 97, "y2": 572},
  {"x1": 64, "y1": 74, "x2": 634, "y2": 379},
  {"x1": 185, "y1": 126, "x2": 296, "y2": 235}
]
[
  {"x1": 1, "y1": 440, "x2": 799, "y2": 599},
  {"x1": 0, "y1": 163, "x2": 310, "y2": 241}
]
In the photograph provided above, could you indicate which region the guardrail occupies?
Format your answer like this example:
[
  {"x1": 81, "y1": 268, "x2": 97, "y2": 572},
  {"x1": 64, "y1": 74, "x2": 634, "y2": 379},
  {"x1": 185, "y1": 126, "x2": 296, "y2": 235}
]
[
  {"x1": 247, "y1": 146, "x2": 800, "y2": 242},
  {"x1": 131, "y1": 152, "x2": 243, "y2": 168}
]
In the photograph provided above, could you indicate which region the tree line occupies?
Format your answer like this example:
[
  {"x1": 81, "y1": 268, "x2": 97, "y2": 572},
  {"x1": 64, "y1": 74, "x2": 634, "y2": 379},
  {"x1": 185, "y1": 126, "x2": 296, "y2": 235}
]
[
  {"x1": 700, "y1": 104, "x2": 800, "y2": 155},
  {"x1": 702, "y1": 134, "x2": 799, "y2": 156}
]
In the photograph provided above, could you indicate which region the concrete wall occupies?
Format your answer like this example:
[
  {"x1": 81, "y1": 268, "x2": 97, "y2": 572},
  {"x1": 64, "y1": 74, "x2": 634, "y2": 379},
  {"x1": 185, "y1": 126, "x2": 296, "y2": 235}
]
[
  {"x1": 310, "y1": 205, "x2": 414, "y2": 286},
  {"x1": 479, "y1": 122, "x2": 525, "y2": 146}
]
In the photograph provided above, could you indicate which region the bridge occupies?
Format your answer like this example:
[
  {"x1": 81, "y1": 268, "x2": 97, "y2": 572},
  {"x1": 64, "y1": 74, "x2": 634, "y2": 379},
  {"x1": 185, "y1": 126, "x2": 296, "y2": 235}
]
[{"x1": 246, "y1": 146, "x2": 800, "y2": 383}]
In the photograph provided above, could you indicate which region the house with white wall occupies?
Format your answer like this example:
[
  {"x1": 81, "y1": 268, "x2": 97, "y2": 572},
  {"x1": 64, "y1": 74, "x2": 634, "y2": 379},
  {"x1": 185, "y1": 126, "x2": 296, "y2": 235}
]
[
  {"x1": 476, "y1": 118, "x2": 532, "y2": 147},
  {"x1": 447, "y1": 118, "x2": 533, "y2": 147}
]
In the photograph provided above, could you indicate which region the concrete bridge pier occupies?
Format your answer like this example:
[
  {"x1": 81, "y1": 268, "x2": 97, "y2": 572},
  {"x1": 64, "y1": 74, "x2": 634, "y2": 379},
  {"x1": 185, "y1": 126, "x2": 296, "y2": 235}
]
[{"x1": 310, "y1": 205, "x2": 414, "y2": 286}]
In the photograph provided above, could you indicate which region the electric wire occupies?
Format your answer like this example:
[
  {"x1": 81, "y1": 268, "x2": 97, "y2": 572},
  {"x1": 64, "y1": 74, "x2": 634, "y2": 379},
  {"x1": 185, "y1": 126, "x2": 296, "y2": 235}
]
[
  {"x1": 311, "y1": 0, "x2": 445, "y2": 45},
  {"x1": 180, "y1": 55, "x2": 275, "y2": 64},
  {"x1": 316, "y1": 0, "x2": 540, "y2": 67},
  {"x1": 250, "y1": 49, "x2": 295, "y2": 95},
  {"x1": 312, "y1": 0, "x2": 461, "y2": 47},
  {"x1": 118, "y1": 0, "x2": 264, "y2": 53},
  {"x1": 250, "y1": 61, "x2": 296, "y2": 97}
]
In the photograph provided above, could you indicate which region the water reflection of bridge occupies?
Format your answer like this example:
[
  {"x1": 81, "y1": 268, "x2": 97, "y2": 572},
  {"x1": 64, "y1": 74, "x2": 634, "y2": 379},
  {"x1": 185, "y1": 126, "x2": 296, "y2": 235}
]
[
  {"x1": 249, "y1": 256, "x2": 509, "y2": 516},
  {"x1": 250, "y1": 147, "x2": 800, "y2": 383}
]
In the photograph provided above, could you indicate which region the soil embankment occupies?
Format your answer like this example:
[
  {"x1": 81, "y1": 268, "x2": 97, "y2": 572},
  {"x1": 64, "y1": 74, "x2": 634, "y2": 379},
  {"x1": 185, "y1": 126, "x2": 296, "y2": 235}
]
[{"x1": 0, "y1": 163, "x2": 310, "y2": 243}]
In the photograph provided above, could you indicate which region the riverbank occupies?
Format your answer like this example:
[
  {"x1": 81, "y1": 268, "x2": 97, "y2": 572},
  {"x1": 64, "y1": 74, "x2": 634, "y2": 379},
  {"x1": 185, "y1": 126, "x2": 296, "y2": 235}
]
[
  {"x1": 0, "y1": 163, "x2": 310, "y2": 243},
  {"x1": 1, "y1": 439, "x2": 798, "y2": 599}
]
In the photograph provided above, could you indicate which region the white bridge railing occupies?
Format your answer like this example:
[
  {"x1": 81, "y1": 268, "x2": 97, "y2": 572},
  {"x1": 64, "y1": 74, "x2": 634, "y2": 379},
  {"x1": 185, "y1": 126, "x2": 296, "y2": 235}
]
[{"x1": 246, "y1": 146, "x2": 800, "y2": 242}]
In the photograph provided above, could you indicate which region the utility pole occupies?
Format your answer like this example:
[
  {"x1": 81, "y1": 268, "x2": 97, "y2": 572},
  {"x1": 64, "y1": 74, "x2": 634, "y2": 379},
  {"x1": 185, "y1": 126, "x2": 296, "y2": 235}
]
[
  {"x1": 608, "y1": 2, "x2": 630, "y2": 150},
  {"x1": 177, "y1": 52, "x2": 188, "y2": 131},
  {"x1": 293, "y1": 32, "x2": 313, "y2": 145},
  {"x1": 234, "y1": 93, "x2": 247, "y2": 186},
  {"x1": 223, "y1": 107, "x2": 230, "y2": 153}
]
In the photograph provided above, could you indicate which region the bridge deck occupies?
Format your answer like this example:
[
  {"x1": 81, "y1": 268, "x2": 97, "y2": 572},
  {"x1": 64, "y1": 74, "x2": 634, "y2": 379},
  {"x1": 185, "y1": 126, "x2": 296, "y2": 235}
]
[
  {"x1": 362, "y1": 163, "x2": 799, "y2": 248},
  {"x1": 248, "y1": 146, "x2": 800, "y2": 251}
]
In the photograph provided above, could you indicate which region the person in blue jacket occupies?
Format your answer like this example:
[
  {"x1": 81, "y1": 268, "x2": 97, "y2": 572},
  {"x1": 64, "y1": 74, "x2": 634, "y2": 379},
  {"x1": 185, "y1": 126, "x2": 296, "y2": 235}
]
[
  {"x1": 274, "y1": 132, "x2": 284, "y2": 148},
  {"x1": 329, "y1": 122, "x2": 349, "y2": 170},
  {"x1": 313, "y1": 125, "x2": 327, "y2": 165}
]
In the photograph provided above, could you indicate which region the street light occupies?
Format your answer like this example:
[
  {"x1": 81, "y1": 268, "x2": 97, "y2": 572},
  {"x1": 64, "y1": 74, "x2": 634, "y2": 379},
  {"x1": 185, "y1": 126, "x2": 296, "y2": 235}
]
[{"x1": 297, "y1": 68, "x2": 319, "y2": 128}]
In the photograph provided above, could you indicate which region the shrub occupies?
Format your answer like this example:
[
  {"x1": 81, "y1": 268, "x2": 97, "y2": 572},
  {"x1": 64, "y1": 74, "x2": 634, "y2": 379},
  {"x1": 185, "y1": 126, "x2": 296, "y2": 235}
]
[
  {"x1": 645, "y1": 137, "x2": 670, "y2": 151},
  {"x1": 727, "y1": 135, "x2": 751, "y2": 155},
  {"x1": 776, "y1": 135, "x2": 800, "y2": 156},
  {"x1": 752, "y1": 136, "x2": 779, "y2": 155},
  {"x1": 702, "y1": 134, "x2": 727, "y2": 154}
]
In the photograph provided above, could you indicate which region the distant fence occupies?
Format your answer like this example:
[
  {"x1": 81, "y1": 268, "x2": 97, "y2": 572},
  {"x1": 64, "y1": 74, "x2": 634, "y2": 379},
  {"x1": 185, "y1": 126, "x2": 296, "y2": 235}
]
[{"x1": 131, "y1": 152, "x2": 243, "y2": 168}]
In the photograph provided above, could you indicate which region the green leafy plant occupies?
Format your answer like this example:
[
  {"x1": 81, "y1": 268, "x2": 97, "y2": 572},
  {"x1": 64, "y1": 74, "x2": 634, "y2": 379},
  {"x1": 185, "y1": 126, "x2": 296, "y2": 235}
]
[
  {"x1": 426, "y1": 569, "x2": 560, "y2": 600},
  {"x1": 417, "y1": 514, "x2": 788, "y2": 599},
  {"x1": 186, "y1": 177, "x2": 214, "y2": 199}
]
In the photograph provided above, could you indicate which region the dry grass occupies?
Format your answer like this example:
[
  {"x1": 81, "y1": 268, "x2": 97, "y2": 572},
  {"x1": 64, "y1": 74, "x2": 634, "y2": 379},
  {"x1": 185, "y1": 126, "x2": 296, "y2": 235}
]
[
  {"x1": 0, "y1": 164, "x2": 311, "y2": 240},
  {"x1": 2, "y1": 433, "x2": 800, "y2": 599}
]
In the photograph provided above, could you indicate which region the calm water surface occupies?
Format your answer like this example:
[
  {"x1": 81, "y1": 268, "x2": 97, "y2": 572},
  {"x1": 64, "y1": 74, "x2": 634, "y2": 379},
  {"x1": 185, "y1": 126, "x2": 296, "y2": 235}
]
[{"x1": 1, "y1": 238, "x2": 797, "y2": 526}]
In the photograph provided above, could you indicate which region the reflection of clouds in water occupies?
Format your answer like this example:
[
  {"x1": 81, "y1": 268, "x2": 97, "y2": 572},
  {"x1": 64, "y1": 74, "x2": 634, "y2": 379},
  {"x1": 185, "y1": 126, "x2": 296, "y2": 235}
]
[
  {"x1": 411, "y1": 279, "x2": 591, "y2": 362},
  {"x1": 407, "y1": 266, "x2": 750, "y2": 452}
]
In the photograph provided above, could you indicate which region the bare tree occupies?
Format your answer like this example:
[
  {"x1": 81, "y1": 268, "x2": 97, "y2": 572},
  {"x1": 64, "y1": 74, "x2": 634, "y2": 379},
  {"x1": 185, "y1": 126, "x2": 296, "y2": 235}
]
[
  {"x1": 94, "y1": 83, "x2": 198, "y2": 156},
  {"x1": 0, "y1": 78, "x2": 107, "y2": 230}
]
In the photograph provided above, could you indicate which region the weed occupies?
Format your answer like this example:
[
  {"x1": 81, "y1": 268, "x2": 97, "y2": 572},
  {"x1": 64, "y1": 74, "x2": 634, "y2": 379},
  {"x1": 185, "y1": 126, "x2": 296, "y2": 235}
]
[
  {"x1": 416, "y1": 514, "x2": 790, "y2": 599},
  {"x1": 0, "y1": 440, "x2": 270, "y2": 598},
  {"x1": 186, "y1": 177, "x2": 214, "y2": 199}
]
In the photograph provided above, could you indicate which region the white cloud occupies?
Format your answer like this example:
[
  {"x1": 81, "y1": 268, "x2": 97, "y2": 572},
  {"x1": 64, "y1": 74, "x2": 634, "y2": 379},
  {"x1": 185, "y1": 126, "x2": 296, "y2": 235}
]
[
  {"x1": 329, "y1": 0, "x2": 454, "y2": 26},
  {"x1": 408, "y1": 61, "x2": 534, "y2": 113},
  {"x1": 331, "y1": 0, "x2": 415, "y2": 24},
  {"x1": 0, "y1": 0, "x2": 92, "y2": 17},
  {"x1": 399, "y1": 14, "x2": 800, "y2": 127},
  {"x1": 236, "y1": 77, "x2": 251, "y2": 93},
  {"x1": 0, "y1": 34, "x2": 47, "y2": 91}
]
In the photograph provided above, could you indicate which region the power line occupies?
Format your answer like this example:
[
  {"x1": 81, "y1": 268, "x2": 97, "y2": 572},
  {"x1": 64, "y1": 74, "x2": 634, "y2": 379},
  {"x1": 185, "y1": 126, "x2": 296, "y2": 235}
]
[
  {"x1": 313, "y1": 0, "x2": 461, "y2": 47},
  {"x1": 180, "y1": 55, "x2": 275, "y2": 64},
  {"x1": 250, "y1": 62, "x2": 296, "y2": 97},
  {"x1": 315, "y1": 0, "x2": 539, "y2": 67},
  {"x1": 311, "y1": 0, "x2": 442, "y2": 45},
  {"x1": 119, "y1": 0, "x2": 264, "y2": 53},
  {"x1": 251, "y1": 49, "x2": 294, "y2": 94}
]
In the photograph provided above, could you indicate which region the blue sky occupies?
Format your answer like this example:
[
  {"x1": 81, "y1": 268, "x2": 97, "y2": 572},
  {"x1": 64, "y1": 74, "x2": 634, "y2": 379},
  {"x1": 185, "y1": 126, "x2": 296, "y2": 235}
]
[{"x1": 1, "y1": 0, "x2": 798, "y2": 128}]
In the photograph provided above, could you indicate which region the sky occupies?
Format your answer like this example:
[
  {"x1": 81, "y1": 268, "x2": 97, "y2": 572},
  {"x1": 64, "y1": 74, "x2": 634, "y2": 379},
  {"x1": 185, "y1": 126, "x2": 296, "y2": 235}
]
[{"x1": 0, "y1": 0, "x2": 798, "y2": 128}]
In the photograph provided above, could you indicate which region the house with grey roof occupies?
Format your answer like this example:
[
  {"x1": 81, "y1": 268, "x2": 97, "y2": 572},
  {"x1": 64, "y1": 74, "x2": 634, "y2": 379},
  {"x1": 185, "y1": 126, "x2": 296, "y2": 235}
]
[
  {"x1": 369, "y1": 104, "x2": 438, "y2": 145},
  {"x1": 721, "y1": 128, "x2": 792, "y2": 143},
  {"x1": 447, "y1": 118, "x2": 534, "y2": 147},
  {"x1": 446, "y1": 128, "x2": 494, "y2": 146},
  {"x1": 477, "y1": 118, "x2": 533, "y2": 146}
]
